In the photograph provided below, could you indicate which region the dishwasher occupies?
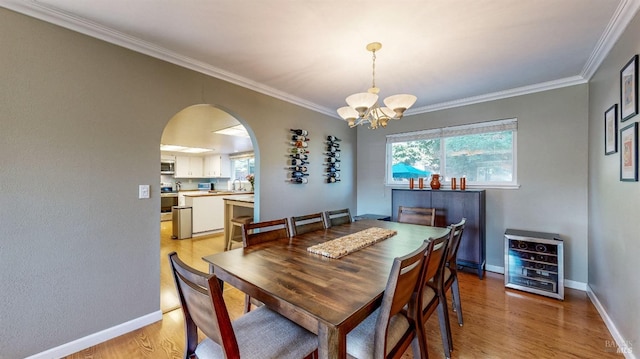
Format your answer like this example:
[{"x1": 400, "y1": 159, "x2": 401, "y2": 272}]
[{"x1": 171, "y1": 206, "x2": 192, "y2": 239}]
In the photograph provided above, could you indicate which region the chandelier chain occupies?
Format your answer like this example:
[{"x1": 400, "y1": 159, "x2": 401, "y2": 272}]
[{"x1": 371, "y1": 49, "x2": 376, "y2": 89}]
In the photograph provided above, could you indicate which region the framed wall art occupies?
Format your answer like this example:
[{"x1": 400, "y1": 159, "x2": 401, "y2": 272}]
[
  {"x1": 605, "y1": 104, "x2": 618, "y2": 155},
  {"x1": 620, "y1": 55, "x2": 638, "y2": 122},
  {"x1": 620, "y1": 122, "x2": 638, "y2": 181}
]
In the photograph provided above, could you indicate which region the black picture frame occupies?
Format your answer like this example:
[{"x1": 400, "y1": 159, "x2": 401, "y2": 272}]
[
  {"x1": 605, "y1": 104, "x2": 618, "y2": 155},
  {"x1": 620, "y1": 55, "x2": 638, "y2": 122},
  {"x1": 620, "y1": 122, "x2": 638, "y2": 181}
]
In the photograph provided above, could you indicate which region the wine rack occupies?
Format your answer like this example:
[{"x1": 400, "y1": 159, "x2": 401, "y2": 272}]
[
  {"x1": 325, "y1": 135, "x2": 341, "y2": 183},
  {"x1": 504, "y1": 229, "x2": 564, "y2": 300},
  {"x1": 288, "y1": 129, "x2": 309, "y2": 184}
]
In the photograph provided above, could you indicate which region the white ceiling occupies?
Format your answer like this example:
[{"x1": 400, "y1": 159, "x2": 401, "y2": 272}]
[{"x1": 3, "y1": 0, "x2": 640, "y2": 138}]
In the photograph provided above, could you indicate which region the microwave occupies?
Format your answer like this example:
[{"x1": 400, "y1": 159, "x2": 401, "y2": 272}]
[
  {"x1": 198, "y1": 182, "x2": 215, "y2": 191},
  {"x1": 161, "y1": 161, "x2": 175, "y2": 174}
]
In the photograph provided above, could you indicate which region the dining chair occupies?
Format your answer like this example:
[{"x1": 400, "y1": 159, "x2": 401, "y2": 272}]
[
  {"x1": 442, "y1": 219, "x2": 467, "y2": 333},
  {"x1": 291, "y1": 212, "x2": 327, "y2": 236},
  {"x1": 324, "y1": 208, "x2": 352, "y2": 227},
  {"x1": 397, "y1": 206, "x2": 436, "y2": 227},
  {"x1": 168, "y1": 252, "x2": 318, "y2": 359},
  {"x1": 414, "y1": 229, "x2": 451, "y2": 359},
  {"x1": 346, "y1": 241, "x2": 429, "y2": 359},
  {"x1": 242, "y1": 218, "x2": 290, "y2": 312}
]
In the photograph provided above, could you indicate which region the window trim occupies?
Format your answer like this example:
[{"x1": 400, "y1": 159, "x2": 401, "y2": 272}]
[{"x1": 385, "y1": 118, "x2": 519, "y2": 189}]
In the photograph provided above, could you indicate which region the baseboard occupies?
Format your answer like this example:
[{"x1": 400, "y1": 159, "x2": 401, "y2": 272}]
[
  {"x1": 26, "y1": 310, "x2": 162, "y2": 359},
  {"x1": 587, "y1": 286, "x2": 636, "y2": 358},
  {"x1": 484, "y1": 265, "x2": 587, "y2": 291}
]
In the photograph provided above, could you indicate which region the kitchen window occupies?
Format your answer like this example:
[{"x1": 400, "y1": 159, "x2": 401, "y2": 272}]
[
  {"x1": 386, "y1": 118, "x2": 518, "y2": 188},
  {"x1": 230, "y1": 153, "x2": 255, "y2": 181}
]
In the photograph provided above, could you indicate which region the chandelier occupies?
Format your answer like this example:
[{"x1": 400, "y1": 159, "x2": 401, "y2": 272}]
[{"x1": 337, "y1": 42, "x2": 417, "y2": 129}]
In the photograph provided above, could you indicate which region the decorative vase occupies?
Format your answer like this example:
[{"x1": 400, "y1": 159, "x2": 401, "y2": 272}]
[{"x1": 430, "y1": 174, "x2": 441, "y2": 190}]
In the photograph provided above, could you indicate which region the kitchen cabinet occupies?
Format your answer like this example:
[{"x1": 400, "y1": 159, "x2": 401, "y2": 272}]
[
  {"x1": 204, "y1": 154, "x2": 231, "y2": 178},
  {"x1": 177, "y1": 192, "x2": 187, "y2": 206},
  {"x1": 392, "y1": 189, "x2": 486, "y2": 278},
  {"x1": 175, "y1": 156, "x2": 203, "y2": 178},
  {"x1": 185, "y1": 195, "x2": 225, "y2": 234}
]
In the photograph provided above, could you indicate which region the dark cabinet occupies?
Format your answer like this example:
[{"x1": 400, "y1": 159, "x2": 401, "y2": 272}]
[{"x1": 392, "y1": 189, "x2": 486, "y2": 278}]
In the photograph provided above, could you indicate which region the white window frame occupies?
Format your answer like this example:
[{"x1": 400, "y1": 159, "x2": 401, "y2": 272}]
[{"x1": 385, "y1": 118, "x2": 519, "y2": 189}]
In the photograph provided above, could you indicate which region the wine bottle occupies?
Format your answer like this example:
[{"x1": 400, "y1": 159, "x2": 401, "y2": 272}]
[
  {"x1": 327, "y1": 157, "x2": 341, "y2": 163},
  {"x1": 291, "y1": 140, "x2": 309, "y2": 148},
  {"x1": 289, "y1": 154, "x2": 308, "y2": 160},
  {"x1": 288, "y1": 165, "x2": 308, "y2": 172},
  {"x1": 326, "y1": 146, "x2": 341, "y2": 153},
  {"x1": 327, "y1": 177, "x2": 341, "y2": 183},
  {"x1": 324, "y1": 151, "x2": 340, "y2": 158},
  {"x1": 291, "y1": 159, "x2": 308, "y2": 166},
  {"x1": 325, "y1": 141, "x2": 340, "y2": 148},
  {"x1": 290, "y1": 148, "x2": 309, "y2": 154},
  {"x1": 326, "y1": 135, "x2": 341, "y2": 142},
  {"x1": 290, "y1": 129, "x2": 308, "y2": 136},
  {"x1": 291, "y1": 135, "x2": 309, "y2": 141},
  {"x1": 325, "y1": 162, "x2": 340, "y2": 169},
  {"x1": 291, "y1": 171, "x2": 309, "y2": 178},
  {"x1": 326, "y1": 166, "x2": 340, "y2": 173},
  {"x1": 326, "y1": 172, "x2": 340, "y2": 178},
  {"x1": 289, "y1": 177, "x2": 308, "y2": 184}
]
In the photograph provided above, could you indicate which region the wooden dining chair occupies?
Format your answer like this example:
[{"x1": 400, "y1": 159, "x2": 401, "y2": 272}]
[
  {"x1": 241, "y1": 218, "x2": 290, "y2": 312},
  {"x1": 346, "y1": 241, "x2": 429, "y2": 359},
  {"x1": 291, "y1": 212, "x2": 327, "y2": 236},
  {"x1": 168, "y1": 252, "x2": 317, "y2": 359},
  {"x1": 442, "y1": 219, "x2": 467, "y2": 336},
  {"x1": 414, "y1": 229, "x2": 451, "y2": 359},
  {"x1": 397, "y1": 206, "x2": 436, "y2": 227},
  {"x1": 324, "y1": 208, "x2": 352, "y2": 227}
]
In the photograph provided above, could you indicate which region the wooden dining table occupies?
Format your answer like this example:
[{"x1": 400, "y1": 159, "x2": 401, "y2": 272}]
[{"x1": 202, "y1": 219, "x2": 449, "y2": 359}]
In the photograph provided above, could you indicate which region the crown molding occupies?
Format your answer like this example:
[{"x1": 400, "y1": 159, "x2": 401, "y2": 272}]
[
  {"x1": 581, "y1": 0, "x2": 640, "y2": 79},
  {"x1": 1, "y1": 0, "x2": 635, "y2": 120}
]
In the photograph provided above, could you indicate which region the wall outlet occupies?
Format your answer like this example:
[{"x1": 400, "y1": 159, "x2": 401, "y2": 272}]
[{"x1": 138, "y1": 185, "x2": 150, "y2": 199}]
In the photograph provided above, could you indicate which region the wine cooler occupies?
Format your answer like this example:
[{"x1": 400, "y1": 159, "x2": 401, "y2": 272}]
[{"x1": 504, "y1": 229, "x2": 564, "y2": 300}]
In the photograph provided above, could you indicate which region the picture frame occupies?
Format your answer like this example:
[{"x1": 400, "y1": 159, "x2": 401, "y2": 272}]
[
  {"x1": 620, "y1": 122, "x2": 638, "y2": 181},
  {"x1": 620, "y1": 55, "x2": 638, "y2": 122},
  {"x1": 605, "y1": 104, "x2": 618, "y2": 155}
]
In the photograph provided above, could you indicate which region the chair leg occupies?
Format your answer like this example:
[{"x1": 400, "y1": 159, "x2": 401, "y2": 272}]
[
  {"x1": 417, "y1": 318, "x2": 430, "y2": 359},
  {"x1": 451, "y1": 276, "x2": 464, "y2": 326},
  {"x1": 244, "y1": 294, "x2": 251, "y2": 313},
  {"x1": 410, "y1": 335, "x2": 424, "y2": 359},
  {"x1": 436, "y1": 298, "x2": 452, "y2": 358},
  {"x1": 225, "y1": 225, "x2": 234, "y2": 251}
]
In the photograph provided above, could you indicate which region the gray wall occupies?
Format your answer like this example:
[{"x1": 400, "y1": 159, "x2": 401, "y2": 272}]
[
  {"x1": 0, "y1": 9, "x2": 355, "y2": 358},
  {"x1": 356, "y1": 85, "x2": 590, "y2": 284},
  {"x1": 588, "y1": 10, "x2": 640, "y2": 353}
]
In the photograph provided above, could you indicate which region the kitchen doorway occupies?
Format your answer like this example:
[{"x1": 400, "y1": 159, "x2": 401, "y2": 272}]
[{"x1": 159, "y1": 104, "x2": 257, "y2": 313}]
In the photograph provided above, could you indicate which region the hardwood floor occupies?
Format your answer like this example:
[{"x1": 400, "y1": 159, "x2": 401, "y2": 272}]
[{"x1": 65, "y1": 222, "x2": 622, "y2": 358}]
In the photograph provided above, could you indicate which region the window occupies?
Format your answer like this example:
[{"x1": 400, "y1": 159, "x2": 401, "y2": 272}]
[
  {"x1": 386, "y1": 119, "x2": 517, "y2": 188},
  {"x1": 230, "y1": 153, "x2": 255, "y2": 181}
]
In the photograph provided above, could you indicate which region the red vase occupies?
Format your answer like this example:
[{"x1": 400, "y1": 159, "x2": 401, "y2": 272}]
[{"x1": 430, "y1": 174, "x2": 441, "y2": 190}]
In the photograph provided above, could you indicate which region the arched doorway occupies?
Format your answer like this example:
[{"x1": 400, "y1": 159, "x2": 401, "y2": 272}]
[{"x1": 159, "y1": 104, "x2": 257, "y2": 313}]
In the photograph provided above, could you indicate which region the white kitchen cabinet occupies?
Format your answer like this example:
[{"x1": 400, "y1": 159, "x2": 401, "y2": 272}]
[
  {"x1": 177, "y1": 192, "x2": 187, "y2": 206},
  {"x1": 175, "y1": 156, "x2": 204, "y2": 178},
  {"x1": 204, "y1": 154, "x2": 231, "y2": 178},
  {"x1": 185, "y1": 195, "x2": 224, "y2": 233}
]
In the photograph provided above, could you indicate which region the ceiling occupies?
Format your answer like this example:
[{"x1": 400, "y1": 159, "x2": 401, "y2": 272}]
[{"x1": 3, "y1": 0, "x2": 640, "y2": 145}]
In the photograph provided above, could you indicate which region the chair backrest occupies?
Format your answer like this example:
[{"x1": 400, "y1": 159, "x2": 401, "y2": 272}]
[
  {"x1": 418, "y1": 229, "x2": 450, "y2": 294},
  {"x1": 446, "y1": 218, "x2": 466, "y2": 266},
  {"x1": 324, "y1": 208, "x2": 352, "y2": 227},
  {"x1": 291, "y1": 212, "x2": 327, "y2": 236},
  {"x1": 242, "y1": 218, "x2": 291, "y2": 247},
  {"x1": 397, "y1": 206, "x2": 436, "y2": 227},
  {"x1": 168, "y1": 252, "x2": 239, "y2": 358},
  {"x1": 373, "y1": 241, "x2": 429, "y2": 358}
]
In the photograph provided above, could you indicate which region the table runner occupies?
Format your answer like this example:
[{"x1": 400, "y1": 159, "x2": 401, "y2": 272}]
[{"x1": 307, "y1": 227, "x2": 397, "y2": 259}]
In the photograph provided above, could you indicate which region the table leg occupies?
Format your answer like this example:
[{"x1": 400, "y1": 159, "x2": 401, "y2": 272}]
[{"x1": 318, "y1": 323, "x2": 344, "y2": 359}]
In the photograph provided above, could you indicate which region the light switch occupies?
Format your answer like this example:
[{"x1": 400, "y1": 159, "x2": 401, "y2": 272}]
[{"x1": 139, "y1": 185, "x2": 150, "y2": 199}]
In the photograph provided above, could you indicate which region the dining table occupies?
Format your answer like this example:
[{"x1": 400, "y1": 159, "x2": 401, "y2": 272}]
[{"x1": 202, "y1": 219, "x2": 449, "y2": 359}]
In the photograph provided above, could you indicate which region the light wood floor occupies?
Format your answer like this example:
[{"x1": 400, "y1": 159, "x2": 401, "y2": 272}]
[{"x1": 65, "y1": 222, "x2": 622, "y2": 358}]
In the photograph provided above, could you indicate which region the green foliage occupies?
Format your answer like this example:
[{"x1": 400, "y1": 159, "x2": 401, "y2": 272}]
[{"x1": 391, "y1": 139, "x2": 440, "y2": 171}]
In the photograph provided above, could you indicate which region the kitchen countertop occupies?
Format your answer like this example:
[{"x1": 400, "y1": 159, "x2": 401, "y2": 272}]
[
  {"x1": 183, "y1": 191, "x2": 254, "y2": 197},
  {"x1": 222, "y1": 195, "x2": 254, "y2": 203}
]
